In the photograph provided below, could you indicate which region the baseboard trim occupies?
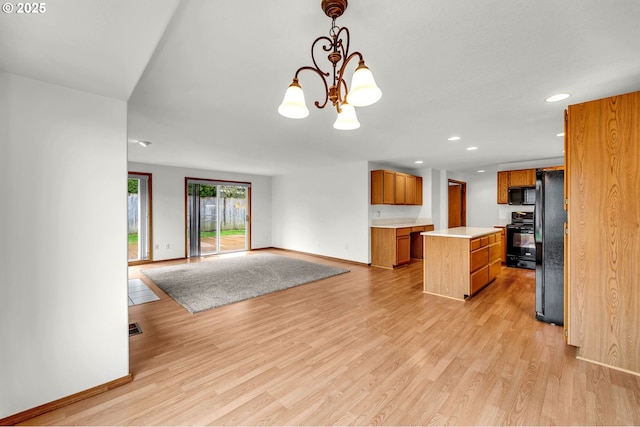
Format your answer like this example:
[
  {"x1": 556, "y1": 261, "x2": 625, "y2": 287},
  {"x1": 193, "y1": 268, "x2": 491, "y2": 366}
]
[
  {"x1": 266, "y1": 246, "x2": 369, "y2": 267},
  {"x1": 0, "y1": 374, "x2": 132, "y2": 425},
  {"x1": 576, "y1": 356, "x2": 640, "y2": 377}
]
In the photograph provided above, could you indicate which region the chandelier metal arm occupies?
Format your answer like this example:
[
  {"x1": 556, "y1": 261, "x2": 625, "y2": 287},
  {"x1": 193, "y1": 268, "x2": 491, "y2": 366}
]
[
  {"x1": 292, "y1": 66, "x2": 331, "y2": 109},
  {"x1": 334, "y1": 26, "x2": 350, "y2": 62},
  {"x1": 336, "y1": 50, "x2": 364, "y2": 108},
  {"x1": 311, "y1": 35, "x2": 335, "y2": 73}
]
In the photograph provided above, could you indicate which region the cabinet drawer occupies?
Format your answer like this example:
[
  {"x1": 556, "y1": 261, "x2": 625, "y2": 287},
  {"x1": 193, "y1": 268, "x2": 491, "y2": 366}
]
[
  {"x1": 471, "y1": 238, "x2": 481, "y2": 251},
  {"x1": 471, "y1": 265, "x2": 489, "y2": 294},
  {"x1": 397, "y1": 227, "x2": 411, "y2": 237},
  {"x1": 470, "y1": 247, "x2": 489, "y2": 273},
  {"x1": 488, "y1": 234, "x2": 496, "y2": 244},
  {"x1": 489, "y1": 243, "x2": 501, "y2": 261},
  {"x1": 480, "y1": 236, "x2": 489, "y2": 247},
  {"x1": 411, "y1": 226, "x2": 425, "y2": 233}
]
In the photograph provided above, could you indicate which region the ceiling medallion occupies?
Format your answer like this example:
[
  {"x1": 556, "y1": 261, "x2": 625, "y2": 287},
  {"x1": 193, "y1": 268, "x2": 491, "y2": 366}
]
[{"x1": 278, "y1": 0, "x2": 382, "y2": 130}]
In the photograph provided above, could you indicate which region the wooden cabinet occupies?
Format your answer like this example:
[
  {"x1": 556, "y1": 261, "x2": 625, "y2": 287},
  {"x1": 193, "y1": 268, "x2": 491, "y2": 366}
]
[
  {"x1": 405, "y1": 175, "x2": 416, "y2": 205},
  {"x1": 394, "y1": 173, "x2": 406, "y2": 204},
  {"x1": 509, "y1": 169, "x2": 536, "y2": 187},
  {"x1": 496, "y1": 168, "x2": 539, "y2": 204},
  {"x1": 396, "y1": 232, "x2": 411, "y2": 266},
  {"x1": 497, "y1": 171, "x2": 510, "y2": 204},
  {"x1": 371, "y1": 170, "x2": 423, "y2": 205},
  {"x1": 371, "y1": 224, "x2": 434, "y2": 269},
  {"x1": 424, "y1": 229, "x2": 502, "y2": 300},
  {"x1": 566, "y1": 90, "x2": 640, "y2": 375},
  {"x1": 371, "y1": 170, "x2": 396, "y2": 204}
]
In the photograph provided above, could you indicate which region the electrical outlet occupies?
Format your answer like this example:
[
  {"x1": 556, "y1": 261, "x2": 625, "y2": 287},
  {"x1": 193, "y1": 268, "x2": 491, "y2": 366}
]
[
  {"x1": 165, "y1": 243, "x2": 170, "y2": 249},
  {"x1": 154, "y1": 244, "x2": 159, "y2": 250}
]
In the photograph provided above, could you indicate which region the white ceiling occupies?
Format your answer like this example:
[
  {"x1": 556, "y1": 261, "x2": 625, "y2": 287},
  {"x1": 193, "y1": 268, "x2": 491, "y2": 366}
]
[{"x1": 3, "y1": 1, "x2": 640, "y2": 176}]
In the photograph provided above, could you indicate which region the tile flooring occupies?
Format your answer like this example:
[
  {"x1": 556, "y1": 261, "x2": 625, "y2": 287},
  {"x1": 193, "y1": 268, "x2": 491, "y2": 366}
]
[{"x1": 128, "y1": 278, "x2": 160, "y2": 306}]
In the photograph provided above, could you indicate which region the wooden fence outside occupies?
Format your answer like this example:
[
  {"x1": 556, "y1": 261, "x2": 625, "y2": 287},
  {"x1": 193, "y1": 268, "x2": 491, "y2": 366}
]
[{"x1": 128, "y1": 194, "x2": 247, "y2": 234}]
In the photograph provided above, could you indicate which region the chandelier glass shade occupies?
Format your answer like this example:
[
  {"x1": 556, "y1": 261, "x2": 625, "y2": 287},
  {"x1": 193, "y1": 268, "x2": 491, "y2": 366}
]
[
  {"x1": 333, "y1": 102, "x2": 360, "y2": 130},
  {"x1": 277, "y1": 79, "x2": 309, "y2": 119},
  {"x1": 278, "y1": 0, "x2": 382, "y2": 130}
]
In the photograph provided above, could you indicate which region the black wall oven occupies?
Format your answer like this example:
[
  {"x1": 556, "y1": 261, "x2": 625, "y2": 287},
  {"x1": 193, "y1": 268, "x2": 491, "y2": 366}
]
[{"x1": 506, "y1": 211, "x2": 535, "y2": 269}]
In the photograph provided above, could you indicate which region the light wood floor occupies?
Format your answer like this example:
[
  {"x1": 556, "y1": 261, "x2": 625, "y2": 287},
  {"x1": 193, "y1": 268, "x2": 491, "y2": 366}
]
[{"x1": 21, "y1": 249, "x2": 640, "y2": 425}]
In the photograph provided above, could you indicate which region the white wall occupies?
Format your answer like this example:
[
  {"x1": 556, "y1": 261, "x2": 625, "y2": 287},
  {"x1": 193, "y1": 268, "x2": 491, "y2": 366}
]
[
  {"x1": 128, "y1": 162, "x2": 272, "y2": 260},
  {"x1": 0, "y1": 73, "x2": 129, "y2": 418},
  {"x1": 272, "y1": 161, "x2": 369, "y2": 263}
]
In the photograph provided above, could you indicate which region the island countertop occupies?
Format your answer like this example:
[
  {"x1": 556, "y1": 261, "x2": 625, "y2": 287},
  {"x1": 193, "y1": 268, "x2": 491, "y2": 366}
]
[{"x1": 422, "y1": 226, "x2": 500, "y2": 239}]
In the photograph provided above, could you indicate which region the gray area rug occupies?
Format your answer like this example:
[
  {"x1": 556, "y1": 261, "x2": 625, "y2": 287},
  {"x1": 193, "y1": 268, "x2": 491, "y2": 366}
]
[{"x1": 142, "y1": 253, "x2": 349, "y2": 313}]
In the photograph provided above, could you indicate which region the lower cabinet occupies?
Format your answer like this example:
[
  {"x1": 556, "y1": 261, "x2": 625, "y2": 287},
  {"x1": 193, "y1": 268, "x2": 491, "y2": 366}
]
[
  {"x1": 371, "y1": 225, "x2": 434, "y2": 269},
  {"x1": 396, "y1": 234, "x2": 411, "y2": 266},
  {"x1": 472, "y1": 233, "x2": 502, "y2": 294}
]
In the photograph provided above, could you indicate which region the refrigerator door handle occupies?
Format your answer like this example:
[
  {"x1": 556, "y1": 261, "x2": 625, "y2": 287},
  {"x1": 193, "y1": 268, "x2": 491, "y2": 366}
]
[{"x1": 535, "y1": 170, "x2": 544, "y2": 317}]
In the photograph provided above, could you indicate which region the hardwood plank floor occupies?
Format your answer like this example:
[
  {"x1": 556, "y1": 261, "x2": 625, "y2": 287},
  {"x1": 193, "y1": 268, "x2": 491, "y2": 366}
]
[{"x1": 20, "y1": 249, "x2": 640, "y2": 425}]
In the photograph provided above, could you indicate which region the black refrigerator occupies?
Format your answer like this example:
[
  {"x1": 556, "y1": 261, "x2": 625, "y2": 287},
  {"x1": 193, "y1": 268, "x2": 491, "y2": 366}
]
[{"x1": 534, "y1": 169, "x2": 566, "y2": 325}]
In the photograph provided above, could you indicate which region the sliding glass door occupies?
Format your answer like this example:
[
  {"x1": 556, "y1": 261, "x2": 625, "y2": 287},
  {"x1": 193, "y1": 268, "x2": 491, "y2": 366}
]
[
  {"x1": 128, "y1": 173, "x2": 152, "y2": 263},
  {"x1": 187, "y1": 179, "x2": 249, "y2": 257}
]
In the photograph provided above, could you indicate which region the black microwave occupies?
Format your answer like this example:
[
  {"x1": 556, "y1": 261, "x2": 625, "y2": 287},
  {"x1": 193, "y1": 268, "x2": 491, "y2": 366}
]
[{"x1": 508, "y1": 187, "x2": 535, "y2": 205}]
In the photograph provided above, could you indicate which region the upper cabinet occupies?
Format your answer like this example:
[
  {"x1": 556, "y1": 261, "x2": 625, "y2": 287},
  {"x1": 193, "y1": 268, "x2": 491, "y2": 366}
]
[
  {"x1": 371, "y1": 169, "x2": 423, "y2": 205},
  {"x1": 509, "y1": 169, "x2": 536, "y2": 187},
  {"x1": 497, "y1": 171, "x2": 510, "y2": 204},
  {"x1": 496, "y1": 168, "x2": 537, "y2": 204}
]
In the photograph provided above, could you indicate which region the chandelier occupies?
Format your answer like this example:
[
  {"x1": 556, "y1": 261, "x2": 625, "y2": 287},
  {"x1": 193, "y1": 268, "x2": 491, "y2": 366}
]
[{"x1": 277, "y1": 0, "x2": 382, "y2": 130}]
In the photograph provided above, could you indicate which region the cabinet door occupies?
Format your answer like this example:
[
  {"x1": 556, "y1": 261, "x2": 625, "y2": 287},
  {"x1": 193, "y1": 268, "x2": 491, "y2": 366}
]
[
  {"x1": 509, "y1": 169, "x2": 536, "y2": 187},
  {"x1": 416, "y1": 176, "x2": 423, "y2": 205},
  {"x1": 405, "y1": 175, "x2": 416, "y2": 205},
  {"x1": 396, "y1": 235, "x2": 411, "y2": 265},
  {"x1": 371, "y1": 170, "x2": 383, "y2": 204},
  {"x1": 382, "y1": 170, "x2": 395, "y2": 204},
  {"x1": 489, "y1": 258, "x2": 502, "y2": 281},
  {"x1": 498, "y1": 228, "x2": 506, "y2": 263},
  {"x1": 497, "y1": 171, "x2": 510, "y2": 204},
  {"x1": 395, "y1": 173, "x2": 406, "y2": 204}
]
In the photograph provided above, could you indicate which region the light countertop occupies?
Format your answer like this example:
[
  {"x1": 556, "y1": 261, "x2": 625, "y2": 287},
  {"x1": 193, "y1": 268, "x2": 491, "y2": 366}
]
[
  {"x1": 422, "y1": 227, "x2": 501, "y2": 239},
  {"x1": 371, "y1": 221, "x2": 434, "y2": 229}
]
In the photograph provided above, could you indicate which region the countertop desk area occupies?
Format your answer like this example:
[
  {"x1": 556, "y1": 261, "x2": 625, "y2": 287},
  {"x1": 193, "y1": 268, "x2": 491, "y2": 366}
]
[
  {"x1": 371, "y1": 220, "x2": 434, "y2": 269},
  {"x1": 422, "y1": 227, "x2": 502, "y2": 300}
]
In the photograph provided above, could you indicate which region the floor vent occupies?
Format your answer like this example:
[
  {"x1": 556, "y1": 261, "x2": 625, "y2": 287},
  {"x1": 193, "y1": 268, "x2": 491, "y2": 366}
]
[{"x1": 129, "y1": 322, "x2": 142, "y2": 336}]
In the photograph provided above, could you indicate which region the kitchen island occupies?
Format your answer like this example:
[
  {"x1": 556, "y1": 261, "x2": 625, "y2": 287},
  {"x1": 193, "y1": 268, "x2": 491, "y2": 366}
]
[{"x1": 422, "y1": 227, "x2": 502, "y2": 300}]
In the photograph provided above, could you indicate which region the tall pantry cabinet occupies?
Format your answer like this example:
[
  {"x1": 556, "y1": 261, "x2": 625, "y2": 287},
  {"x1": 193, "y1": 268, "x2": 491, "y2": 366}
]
[{"x1": 565, "y1": 90, "x2": 640, "y2": 375}]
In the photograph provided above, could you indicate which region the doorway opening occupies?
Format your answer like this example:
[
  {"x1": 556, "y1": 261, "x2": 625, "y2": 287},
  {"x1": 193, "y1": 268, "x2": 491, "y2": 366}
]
[
  {"x1": 186, "y1": 178, "x2": 251, "y2": 257},
  {"x1": 448, "y1": 179, "x2": 467, "y2": 228},
  {"x1": 128, "y1": 172, "x2": 152, "y2": 265}
]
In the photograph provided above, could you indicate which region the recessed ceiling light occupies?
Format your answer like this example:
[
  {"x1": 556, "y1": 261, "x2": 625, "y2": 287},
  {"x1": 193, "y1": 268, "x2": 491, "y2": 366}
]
[
  {"x1": 477, "y1": 170, "x2": 485, "y2": 173},
  {"x1": 415, "y1": 160, "x2": 424, "y2": 164},
  {"x1": 546, "y1": 93, "x2": 570, "y2": 103},
  {"x1": 557, "y1": 132, "x2": 565, "y2": 137},
  {"x1": 448, "y1": 136, "x2": 461, "y2": 141},
  {"x1": 466, "y1": 146, "x2": 478, "y2": 151}
]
